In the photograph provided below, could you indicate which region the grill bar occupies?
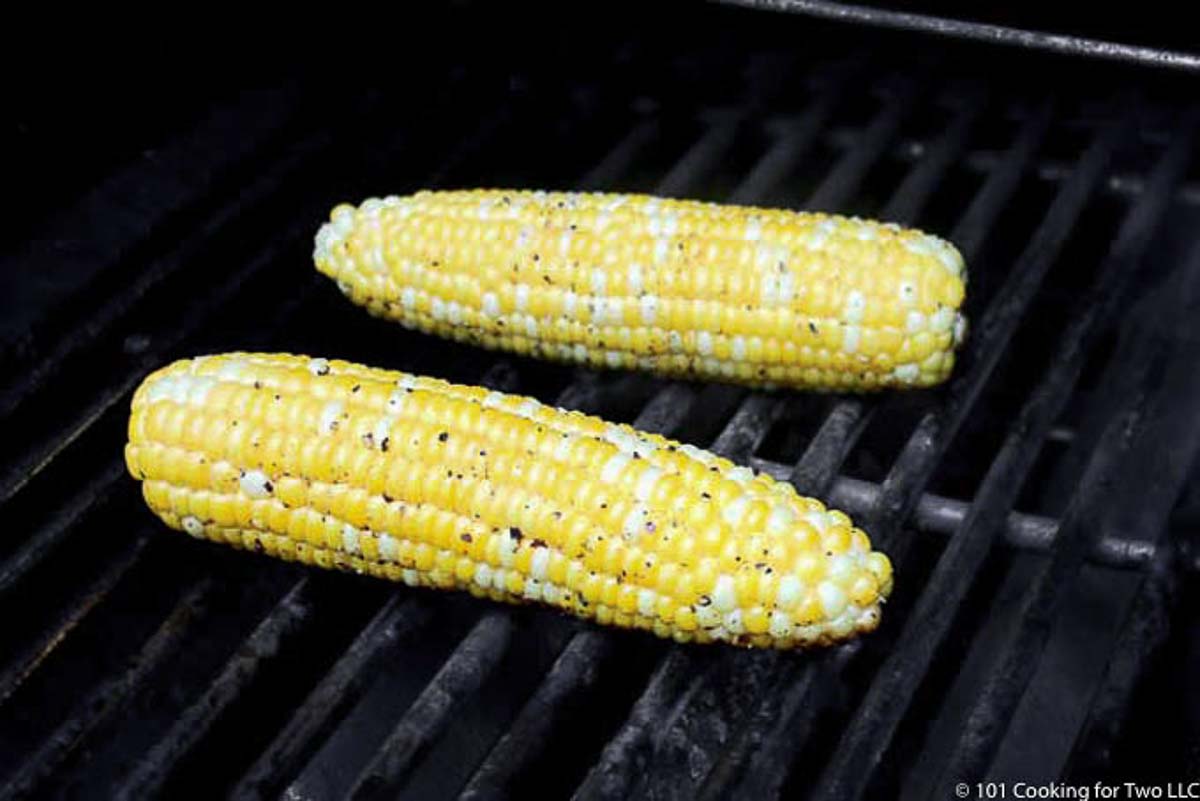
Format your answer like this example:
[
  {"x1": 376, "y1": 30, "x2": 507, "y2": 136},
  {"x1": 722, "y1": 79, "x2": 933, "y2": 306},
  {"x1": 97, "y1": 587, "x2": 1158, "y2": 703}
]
[
  {"x1": 930, "y1": 402, "x2": 1144, "y2": 793},
  {"x1": 627, "y1": 86, "x2": 988, "y2": 801},
  {"x1": 787, "y1": 400, "x2": 867, "y2": 495},
  {"x1": 1064, "y1": 248, "x2": 1200, "y2": 776},
  {"x1": 763, "y1": 111, "x2": 1124, "y2": 797},
  {"x1": 573, "y1": 79, "x2": 931, "y2": 801},
  {"x1": 0, "y1": 579, "x2": 213, "y2": 800},
  {"x1": 927, "y1": 123, "x2": 1199, "y2": 793},
  {"x1": 959, "y1": 152, "x2": 1200, "y2": 204},
  {"x1": 344, "y1": 612, "x2": 517, "y2": 800},
  {"x1": 229, "y1": 597, "x2": 433, "y2": 801},
  {"x1": 0, "y1": 535, "x2": 148, "y2": 707},
  {"x1": 868, "y1": 111, "x2": 1124, "y2": 554},
  {"x1": 111, "y1": 580, "x2": 314, "y2": 801},
  {"x1": 0, "y1": 216, "x2": 317, "y2": 510},
  {"x1": 0, "y1": 266, "x2": 319, "y2": 697},
  {"x1": 693, "y1": 101, "x2": 1057, "y2": 800},
  {"x1": 786, "y1": 93, "x2": 990, "y2": 498},
  {"x1": 807, "y1": 78, "x2": 917, "y2": 210},
  {"x1": 657, "y1": 111, "x2": 745, "y2": 198},
  {"x1": 458, "y1": 628, "x2": 611, "y2": 801},
  {"x1": 578, "y1": 118, "x2": 661, "y2": 190},
  {"x1": 751, "y1": 464, "x2": 1177, "y2": 572},
  {"x1": 729, "y1": 96, "x2": 838, "y2": 203},
  {"x1": 879, "y1": 95, "x2": 983, "y2": 221},
  {"x1": 813, "y1": 111, "x2": 1197, "y2": 801},
  {"x1": 0, "y1": 460, "x2": 127, "y2": 600},
  {"x1": 1066, "y1": 545, "x2": 1180, "y2": 778},
  {"x1": 639, "y1": 652, "x2": 794, "y2": 801},
  {"x1": 571, "y1": 648, "x2": 710, "y2": 800},
  {"x1": 709, "y1": 393, "x2": 785, "y2": 462},
  {"x1": 947, "y1": 102, "x2": 1056, "y2": 267}
]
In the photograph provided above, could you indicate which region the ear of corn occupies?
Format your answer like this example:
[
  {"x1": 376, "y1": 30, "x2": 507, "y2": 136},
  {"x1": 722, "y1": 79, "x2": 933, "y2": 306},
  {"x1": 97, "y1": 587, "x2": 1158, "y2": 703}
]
[
  {"x1": 126, "y1": 352, "x2": 893, "y2": 649},
  {"x1": 313, "y1": 190, "x2": 967, "y2": 391}
]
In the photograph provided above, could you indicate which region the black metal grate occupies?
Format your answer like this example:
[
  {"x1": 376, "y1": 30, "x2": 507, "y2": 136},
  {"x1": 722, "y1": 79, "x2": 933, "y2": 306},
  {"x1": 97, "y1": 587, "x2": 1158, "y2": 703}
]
[{"x1": 3, "y1": 8, "x2": 1200, "y2": 800}]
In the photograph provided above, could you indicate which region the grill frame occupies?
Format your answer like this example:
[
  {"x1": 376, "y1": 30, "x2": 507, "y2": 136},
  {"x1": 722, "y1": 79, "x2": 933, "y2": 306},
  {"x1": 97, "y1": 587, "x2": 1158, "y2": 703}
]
[
  {"x1": 3, "y1": 11, "x2": 1200, "y2": 800},
  {"x1": 717, "y1": 0, "x2": 1200, "y2": 72}
]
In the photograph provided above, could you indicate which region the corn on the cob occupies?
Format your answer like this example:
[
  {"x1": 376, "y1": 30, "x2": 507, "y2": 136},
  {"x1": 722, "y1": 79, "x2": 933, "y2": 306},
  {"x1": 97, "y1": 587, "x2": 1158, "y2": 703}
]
[
  {"x1": 125, "y1": 352, "x2": 893, "y2": 648},
  {"x1": 313, "y1": 189, "x2": 967, "y2": 391}
]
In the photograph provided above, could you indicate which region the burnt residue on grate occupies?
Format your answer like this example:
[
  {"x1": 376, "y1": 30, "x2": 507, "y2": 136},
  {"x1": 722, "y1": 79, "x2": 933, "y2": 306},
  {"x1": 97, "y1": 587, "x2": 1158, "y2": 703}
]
[{"x1": 2, "y1": 7, "x2": 1200, "y2": 800}]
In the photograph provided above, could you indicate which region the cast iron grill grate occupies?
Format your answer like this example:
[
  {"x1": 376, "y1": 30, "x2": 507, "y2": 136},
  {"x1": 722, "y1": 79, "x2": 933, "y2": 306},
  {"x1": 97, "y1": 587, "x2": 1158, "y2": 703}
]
[{"x1": 2, "y1": 9, "x2": 1199, "y2": 800}]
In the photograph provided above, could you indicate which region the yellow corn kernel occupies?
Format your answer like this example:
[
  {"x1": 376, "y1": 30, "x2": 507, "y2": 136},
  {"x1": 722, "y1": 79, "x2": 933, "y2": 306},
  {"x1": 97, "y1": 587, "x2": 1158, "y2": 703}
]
[
  {"x1": 314, "y1": 191, "x2": 967, "y2": 391},
  {"x1": 127, "y1": 352, "x2": 895, "y2": 649}
]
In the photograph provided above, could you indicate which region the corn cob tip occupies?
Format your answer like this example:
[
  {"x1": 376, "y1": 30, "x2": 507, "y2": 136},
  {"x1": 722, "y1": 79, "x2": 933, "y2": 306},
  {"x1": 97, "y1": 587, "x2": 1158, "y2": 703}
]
[{"x1": 128, "y1": 352, "x2": 894, "y2": 649}]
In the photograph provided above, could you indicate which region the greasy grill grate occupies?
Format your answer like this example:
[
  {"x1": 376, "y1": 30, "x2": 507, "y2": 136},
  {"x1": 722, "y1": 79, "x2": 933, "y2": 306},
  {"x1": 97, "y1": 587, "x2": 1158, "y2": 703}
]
[{"x1": 3, "y1": 11, "x2": 1200, "y2": 800}]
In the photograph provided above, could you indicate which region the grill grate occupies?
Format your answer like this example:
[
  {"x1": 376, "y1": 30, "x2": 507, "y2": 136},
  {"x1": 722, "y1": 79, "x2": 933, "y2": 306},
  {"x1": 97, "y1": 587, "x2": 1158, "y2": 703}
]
[{"x1": 3, "y1": 11, "x2": 1199, "y2": 800}]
